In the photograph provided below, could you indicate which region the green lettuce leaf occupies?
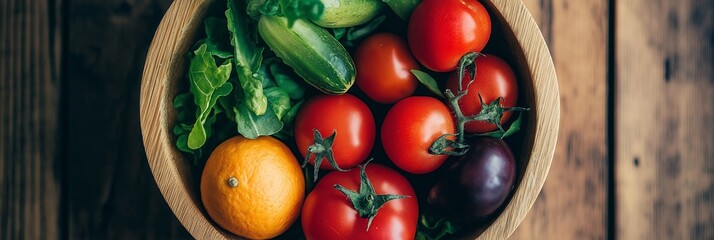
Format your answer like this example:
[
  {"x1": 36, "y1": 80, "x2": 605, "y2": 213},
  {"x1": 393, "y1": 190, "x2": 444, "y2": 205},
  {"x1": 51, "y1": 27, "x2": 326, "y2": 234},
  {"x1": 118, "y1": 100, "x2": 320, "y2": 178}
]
[
  {"x1": 257, "y1": 0, "x2": 324, "y2": 27},
  {"x1": 187, "y1": 44, "x2": 234, "y2": 149},
  {"x1": 203, "y1": 17, "x2": 233, "y2": 58},
  {"x1": 264, "y1": 87, "x2": 291, "y2": 120},
  {"x1": 233, "y1": 103, "x2": 284, "y2": 139},
  {"x1": 227, "y1": 0, "x2": 268, "y2": 116}
]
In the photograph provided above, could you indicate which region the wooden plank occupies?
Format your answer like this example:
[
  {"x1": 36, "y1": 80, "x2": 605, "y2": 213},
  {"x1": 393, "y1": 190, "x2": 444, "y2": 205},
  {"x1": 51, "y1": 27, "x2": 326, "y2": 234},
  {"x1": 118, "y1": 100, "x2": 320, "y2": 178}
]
[
  {"x1": 510, "y1": 0, "x2": 609, "y2": 239},
  {"x1": 616, "y1": 0, "x2": 714, "y2": 239},
  {"x1": 65, "y1": 0, "x2": 191, "y2": 238},
  {"x1": 0, "y1": 0, "x2": 62, "y2": 239}
]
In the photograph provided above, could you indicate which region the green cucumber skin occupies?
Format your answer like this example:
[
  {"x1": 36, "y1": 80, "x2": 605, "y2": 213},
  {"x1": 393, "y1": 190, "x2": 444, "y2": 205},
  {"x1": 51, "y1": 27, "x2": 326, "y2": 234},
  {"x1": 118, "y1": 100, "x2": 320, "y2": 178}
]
[
  {"x1": 258, "y1": 15, "x2": 355, "y2": 95},
  {"x1": 385, "y1": 0, "x2": 420, "y2": 20},
  {"x1": 313, "y1": 0, "x2": 384, "y2": 28}
]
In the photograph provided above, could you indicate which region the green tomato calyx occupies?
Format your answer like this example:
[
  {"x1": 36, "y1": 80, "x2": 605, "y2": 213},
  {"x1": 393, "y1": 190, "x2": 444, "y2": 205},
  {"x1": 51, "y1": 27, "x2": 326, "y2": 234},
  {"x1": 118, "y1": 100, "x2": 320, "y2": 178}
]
[
  {"x1": 333, "y1": 159, "x2": 410, "y2": 231},
  {"x1": 302, "y1": 128, "x2": 346, "y2": 182}
]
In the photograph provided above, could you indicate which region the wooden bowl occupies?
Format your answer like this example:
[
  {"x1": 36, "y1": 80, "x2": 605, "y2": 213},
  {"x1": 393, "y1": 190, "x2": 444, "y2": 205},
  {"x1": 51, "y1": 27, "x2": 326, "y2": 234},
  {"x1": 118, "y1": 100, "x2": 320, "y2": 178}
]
[{"x1": 140, "y1": 0, "x2": 559, "y2": 239}]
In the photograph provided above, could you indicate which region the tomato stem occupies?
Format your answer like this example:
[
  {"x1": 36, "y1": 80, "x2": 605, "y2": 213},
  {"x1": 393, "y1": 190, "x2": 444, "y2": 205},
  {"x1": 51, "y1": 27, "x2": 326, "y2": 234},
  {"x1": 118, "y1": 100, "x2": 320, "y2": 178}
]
[
  {"x1": 428, "y1": 53, "x2": 482, "y2": 156},
  {"x1": 302, "y1": 129, "x2": 347, "y2": 182},
  {"x1": 333, "y1": 159, "x2": 410, "y2": 231},
  {"x1": 429, "y1": 53, "x2": 530, "y2": 156}
]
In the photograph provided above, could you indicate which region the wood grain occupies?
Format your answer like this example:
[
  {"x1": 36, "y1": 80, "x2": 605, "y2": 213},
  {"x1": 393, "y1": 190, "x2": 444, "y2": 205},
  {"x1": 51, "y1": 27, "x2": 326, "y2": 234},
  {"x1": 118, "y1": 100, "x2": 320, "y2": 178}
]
[
  {"x1": 3, "y1": 0, "x2": 711, "y2": 239},
  {"x1": 615, "y1": 0, "x2": 714, "y2": 239},
  {"x1": 65, "y1": 0, "x2": 190, "y2": 239},
  {"x1": 0, "y1": 0, "x2": 62, "y2": 239},
  {"x1": 511, "y1": 0, "x2": 609, "y2": 239}
]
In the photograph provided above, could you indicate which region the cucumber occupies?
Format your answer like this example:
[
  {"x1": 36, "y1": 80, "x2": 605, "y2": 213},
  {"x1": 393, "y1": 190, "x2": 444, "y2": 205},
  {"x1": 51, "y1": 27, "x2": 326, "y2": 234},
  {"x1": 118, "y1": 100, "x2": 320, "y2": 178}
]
[
  {"x1": 258, "y1": 15, "x2": 355, "y2": 95},
  {"x1": 384, "y1": 0, "x2": 420, "y2": 20},
  {"x1": 313, "y1": 0, "x2": 384, "y2": 28}
]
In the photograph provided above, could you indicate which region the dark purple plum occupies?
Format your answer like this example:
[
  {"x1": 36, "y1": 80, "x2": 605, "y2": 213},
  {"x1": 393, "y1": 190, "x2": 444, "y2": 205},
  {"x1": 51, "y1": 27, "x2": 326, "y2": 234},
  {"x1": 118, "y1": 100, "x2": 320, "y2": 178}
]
[{"x1": 427, "y1": 137, "x2": 516, "y2": 223}]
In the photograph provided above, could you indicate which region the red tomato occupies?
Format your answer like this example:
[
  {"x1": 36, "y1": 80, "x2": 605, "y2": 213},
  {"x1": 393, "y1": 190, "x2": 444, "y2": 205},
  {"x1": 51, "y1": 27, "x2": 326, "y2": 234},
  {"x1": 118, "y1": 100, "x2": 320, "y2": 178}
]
[
  {"x1": 446, "y1": 54, "x2": 518, "y2": 133},
  {"x1": 295, "y1": 94, "x2": 375, "y2": 170},
  {"x1": 407, "y1": 0, "x2": 491, "y2": 72},
  {"x1": 381, "y1": 96, "x2": 455, "y2": 174},
  {"x1": 355, "y1": 33, "x2": 419, "y2": 104},
  {"x1": 301, "y1": 163, "x2": 418, "y2": 240}
]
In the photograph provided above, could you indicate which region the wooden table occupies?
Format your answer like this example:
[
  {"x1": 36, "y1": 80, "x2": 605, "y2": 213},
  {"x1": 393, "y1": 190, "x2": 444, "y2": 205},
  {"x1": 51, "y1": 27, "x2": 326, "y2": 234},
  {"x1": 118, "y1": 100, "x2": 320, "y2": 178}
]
[{"x1": 1, "y1": 0, "x2": 712, "y2": 239}]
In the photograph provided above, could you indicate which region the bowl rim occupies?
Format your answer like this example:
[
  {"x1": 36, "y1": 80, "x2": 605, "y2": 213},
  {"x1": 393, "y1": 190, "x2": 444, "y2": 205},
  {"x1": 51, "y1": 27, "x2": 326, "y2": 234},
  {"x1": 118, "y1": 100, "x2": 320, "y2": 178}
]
[
  {"x1": 475, "y1": 1, "x2": 559, "y2": 239},
  {"x1": 140, "y1": 0, "x2": 559, "y2": 239}
]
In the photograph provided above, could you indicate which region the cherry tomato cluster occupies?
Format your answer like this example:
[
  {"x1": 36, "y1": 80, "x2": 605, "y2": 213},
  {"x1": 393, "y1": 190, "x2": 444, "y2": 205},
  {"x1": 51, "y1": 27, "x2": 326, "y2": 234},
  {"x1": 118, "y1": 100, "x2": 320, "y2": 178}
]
[{"x1": 294, "y1": 0, "x2": 525, "y2": 239}]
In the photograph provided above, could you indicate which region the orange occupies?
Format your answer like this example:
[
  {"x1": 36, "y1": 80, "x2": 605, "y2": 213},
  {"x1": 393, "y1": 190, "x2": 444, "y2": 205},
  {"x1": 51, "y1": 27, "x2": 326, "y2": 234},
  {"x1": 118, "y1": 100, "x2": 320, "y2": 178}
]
[{"x1": 200, "y1": 136, "x2": 305, "y2": 239}]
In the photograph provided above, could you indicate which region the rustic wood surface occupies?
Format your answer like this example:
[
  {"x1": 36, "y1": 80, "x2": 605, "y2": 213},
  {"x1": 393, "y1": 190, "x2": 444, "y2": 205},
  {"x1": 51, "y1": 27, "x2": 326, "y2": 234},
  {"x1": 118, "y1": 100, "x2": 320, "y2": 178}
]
[
  {"x1": 1, "y1": 0, "x2": 62, "y2": 239},
  {"x1": 511, "y1": 0, "x2": 609, "y2": 239},
  {"x1": 615, "y1": 0, "x2": 714, "y2": 239},
  {"x1": 1, "y1": 0, "x2": 712, "y2": 240},
  {"x1": 64, "y1": 0, "x2": 190, "y2": 239}
]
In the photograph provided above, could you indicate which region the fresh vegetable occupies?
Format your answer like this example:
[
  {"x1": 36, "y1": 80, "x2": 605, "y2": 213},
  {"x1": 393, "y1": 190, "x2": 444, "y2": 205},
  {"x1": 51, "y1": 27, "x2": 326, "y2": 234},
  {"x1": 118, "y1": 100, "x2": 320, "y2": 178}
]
[
  {"x1": 355, "y1": 33, "x2": 418, "y2": 104},
  {"x1": 186, "y1": 44, "x2": 234, "y2": 150},
  {"x1": 174, "y1": 15, "x2": 239, "y2": 161},
  {"x1": 427, "y1": 137, "x2": 515, "y2": 222},
  {"x1": 415, "y1": 214, "x2": 460, "y2": 240},
  {"x1": 202, "y1": 17, "x2": 233, "y2": 58},
  {"x1": 232, "y1": 102, "x2": 284, "y2": 139},
  {"x1": 301, "y1": 161, "x2": 418, "y2": 239},
  {"x1": 174, "y1": 3, "x2": 308, "y2": 162},
  {"x1": 253, "y1": 0, "x2": 325, "y2": 26},
  {"x1": 226, "y1": 0, "x2": 267, "y2": 116},
  {"x1": 331, "y1": 15, "x2": 386, "y2": 47},
  {"x1": 381, "y1": 96, "x2": 455, "y2": 174},
  {"x1": 258, "y1": 15, "x2": 356, "y2": 94},
  {"x1": 200, "y1": 136, "x2": 305, "y2": 239},
  {"x1": 176, "y1": 1, "x2": 531, "y2": 239},
  {"x1": 295, "y1": 94, "x2": 375, "y2": 179},
  {"x1": 446, "y1": 54, "x2": 519, "y2": 133},
  {"x1": 383, "y1": 0, "x2": 420, "y2": 20},
  {"x1": 226, "y1": 0, "x2": 307, "y2": 140},
  {"x1": 429, "y1": 53, "x2": 527, "y2": 156},
  {"x1": 313, "y1": 0, "x2": 385, "y2": 28},
  {"x1": 407, "y1": 0, "x2": 491, "y2": 72}
]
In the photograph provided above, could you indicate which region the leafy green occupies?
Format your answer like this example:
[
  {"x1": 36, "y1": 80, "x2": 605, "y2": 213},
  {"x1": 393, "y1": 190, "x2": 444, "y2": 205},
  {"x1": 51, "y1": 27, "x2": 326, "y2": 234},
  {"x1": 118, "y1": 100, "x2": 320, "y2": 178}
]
[
  {"x1": 382, "y1": 0, "x2": 420, "y2": 20},
  {"x1": 173, "y1": 92, "x2": 202, "y2": 162},
  {"x1": 411, "y1": 69, "x2": 445, "y2": 98},
  {"x1": 332, "y1": 28, "x2": 347, "y2": 40},
  {"x1": 257, "y1": 0, "x2": 325, "y2": 27},
  {"x1": 282, "y1": 99, "x2": 303, "y2": 127},
  {"x1": 217, "y1": 80, "x2": 239, "y2": 122},
  {"x1": 264, "y1": 87, "x2": 291, "y2": 120},
  {"x1": 187, "y1": 43, "x2": 233, "y2": 150},
  {"x1": 203, "y1": 17, "x2": 233, "y2": 58},
  {"x1": 332, "y1": 15, "x2": 386, "y2": 47},
  {"x1": 247, "y1": 0, "x2": 266, "y2": 19},
  {"x1": 345, "y1": 15, "x2": 385, "y2": 41},
  {"x1": 269, "y1": 62, "x2": 305, "y2": 100},
  {"x1": 173, "y1": 1, "x2": 310, "y2": 165},
  {"x1": 273, "y1": 99, "x2": 304, "y2": 140},
  {"x1": 259, "y1": 58, "x2": 278, "y2": 88},
  {"x1": 415, "y1": 215, "x2": 461, "y2": 240},
  {"x1": 233, "y1": 102, "x2": 284, "y2": 139},
  {"x1": 227, "y1": 0, "x2": 268, "y2": 116},
  {"x1": 173, "y1": 93, "x2": 195, "y2": 123}
]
